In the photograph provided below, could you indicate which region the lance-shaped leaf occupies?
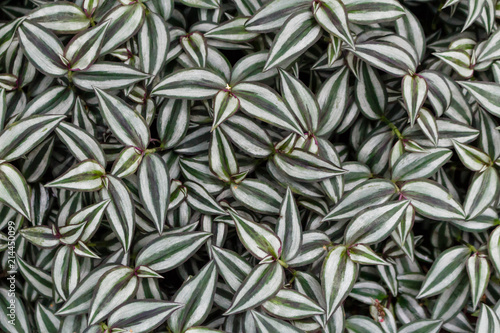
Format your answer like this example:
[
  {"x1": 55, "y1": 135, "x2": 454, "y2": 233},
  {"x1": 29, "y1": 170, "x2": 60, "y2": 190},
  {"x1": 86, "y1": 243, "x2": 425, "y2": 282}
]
[
  {"x1": 168, "y1": 261, "x2": 217, "y2": 333},
  {"x1": 88, "y1": 266, "x2": 139, "y2": 325},
  {"x1": 136, "y1": 231, "x2": 211, "y2": 273},
  {"x1": 262, "y1": 289, "x2": 324, "y2": 319},
  {"x1": 55, "y1": 122, "x2": 106, "y2": 167},
  {"x1": 458, "y1": 81, "x2": 500, "y2": 118},
  {"x1": 72, "y1": 62, "x2": 150, "y2": 91},
  {"x1": 475, "y1": 304, "x2": 500, "y2": 333},
  {"x1": 417, "y1": 246, "x2": 471, "y2": 299},
  {"x1": 402, "y1": 74, "x2": 428, "y2": 126},
  {"x1": 211, "y1": 246, "x2": 252, "y2": 292},
  {"x1": 391, "y1": 148, "x2": 453, "y2": 181},
  {"x1": 95, "y1": 87, "x2": 149, "y2": 150},
  {"x1": 417, "y1": 108, "x2": 439, "y2": 146},
  {"x1": 231, "y1": 179, "x2": 283, "y2": 214},
  {"x1": 67, "y1": 200, "x2": 110, "y2": 242},
  {"x1": 212, "y1": 89, "x2": 240, "y2": 130},
  {"x1": 356, "y1": 62, "x2": 387, "y2": 120},
  {"x1": 100, "y1": 175, "x2": 135, "y2": 252},
  {"x1": 252, "y1": 310, "x2": 303, "y2": 333},
  {"x1": 400, "y1": 180, "x2": 466, "y2": 221},
  {"x1": 35, "y1": 303, "x2": 60, "y2": 333},
  {"x1": 351, "y1": 36, "x2": 416, "y2": 77},
  {"x1": 0, "y1": 163, "x2": 31, "y2": 220},
  {"x1": 348, "y1": 244, "x2": 389, "y2": 266},
  {"x1": 342, "y1": 0, "x2": 405, "y2": 24},
  {"x1": 344, "y1": 200, "x2": 410, "y2": 246},
  {"x1": 16, "y1": 256, "x2": 53, "y2": 298},
  {"x1": 65, "y1": 20, "x2": 110, "y2": 71},
  {"x1": 181, "y1": 32, "x2": 207, "y2": 68},
  {"x1": 279, "y1": 69, "x2": 319, "y2": 132},
  {"x1": 16, "y1": 85, "x2": 75, "y2": 120},
  {"x1": 138, "y1": 153, "x2": 170, "y2": 234},
  {"x1": 286, "y1": 230, "x2": 331, "y2": 267},
  {"x1": 225, "y1": 262, "x2": 284, "y2": 315},
  {"x1": 0, "y1": 17, "x2": 25, "y2": 59},
  {"x1": 313, "y1": 0, "x2": 354, "y2": 48},
  {"x1": 0, "y1": 287, "x2": 30, "y2": 332},
  {"x1": 463, "y1": 166, "x2": 499, "y2": 219},
  {"x1": 0, "y1": 115, "x2": 64, "y2": 162},
  {"x1": 274, "y1": 149, "x2": 345, "y2": 182},
  {"x1": 220, "y1": 114, "x2": 274, "y2": 158},
  {"x1": 27, "y1": 2, "x2": 89, "y2": 34},
  {"x1": 245, "y1": 0, "x2": 311, "y2": 32},
  {"x1": 467, "y1": 253, "x2": 490, "y2": 311},
  {"x1": 18, "y1": 21, "x2": 66, "y2": 76},
  {"x1": 264, "y1": 10, "x2": 322, "y2": 71},
  {"x1": 452, "y1": 140, "x2": 491, "y2": 172},
  {"x1": 158, "y1": 99, "x2": 190, "y2": 149},
  {"x1": 275, "y1": 188, "x2": 302, "y2": 262},
  {"x1": 419, "y1": 71, "x2": 452, "y2": 117},
  {"x1": 209, "y1": 128, "x2": 238, "y2": 182},
  {"x1": 322, "y1": 246, "x2": 358, "y2": 319},
  {"x1": 108, "y1": 300, "x2": 183, "y2": 333},
  {"x1": 489, "y1": 226, "x2": 500, "y2": 276},
  {"x1": 206, "y1": 17, "x2": 259, "y2": 42},
  {"x1": 233, "y1": 82, "x2": 303, "y2": 136},
  {"x1": 152, "y1": 68, "x2": 226, "y2": 99},
  {"x1": 178, "y1": 0, "x2": 220, "y2": 9},
  {"x1": 52, "y1": 246, "x2": 80, "y2": 301},
  {"x1": 46, "y1": 159, "x2": 105, "y2": 191},
  {"x1": 477, "y1": 28, "x2": 500, "y2": 63},
  {"x1": 230, "y1": 210, "x2": 282, "y2": 260},
  {"x1": 431, "y1": 273, "x2": 469, "y2": 322},
  {"x1": 111, "y1": 147, "x2": 143, "y2": 178},
  {"x1": 185, "y1": 181, "x2": 226, "y2": 215},
  {"x1": 138, "y1": 11, "x2": 169, "y2": 84},
  {"x1": 463, "y1": 0, "x2": 486, "y2": 31},
  {"x1": 100, "y1": 3, "x2": 145, "y2": 55},
  {"x1": 399, "y1": 319, "x2": 443, "y2": 333},
  {"x1": 433, "y1": 50, "x2": 473, "y2": 78},
  {"x1": 19, "y1": 226, "x2": 58, "y2": 248},
  {"x1": 324, "y1": 179, "x2": 397, "y2": 221},
  {"x1": 56, "y1": 264, "x2": 120, "y2": 316}
]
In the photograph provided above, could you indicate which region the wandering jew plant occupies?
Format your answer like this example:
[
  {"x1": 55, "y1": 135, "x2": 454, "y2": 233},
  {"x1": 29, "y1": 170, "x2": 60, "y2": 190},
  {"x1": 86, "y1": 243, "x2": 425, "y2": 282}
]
[{"x1": 0, "y1": 0, "x2": 500, "y2": 332}]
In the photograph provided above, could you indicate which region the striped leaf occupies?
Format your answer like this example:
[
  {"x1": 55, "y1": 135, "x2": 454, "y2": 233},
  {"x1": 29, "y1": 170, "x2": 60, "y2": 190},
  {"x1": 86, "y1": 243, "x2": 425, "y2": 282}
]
[
  {"x1": 212, "y1": 246, "x2": 252, "y2": 292},
  {"x1": 348, "y1": 244, "x2": 388, "y2": 266},
  {"x1": 0, "y1": 17, "x2": 25, "y2": 59},
  {"x1": 431, "y1": 273, "x2": 469, "y2": 322},
  {"x1": 181, "y1": 32, "x2": 207, "y2": 68},
  {"x1": 135, "y1": 231, "x2": 211, "y2": 273},
  {"x1": 463, "y1": 0, "x2": 486, "y2": 31},
  {"x1": 212, "y1": 89, "x2": 240, "y2": 130},
  {"x1": 262, "y1": 289, "x2": 324, "y2": 319},
  {"x1": 343, "y1": 0, "x2": 405, "y2": 24},
  {"x1": 230, "y1": 178, "x2": 283, "y2": 214},
  {"x1": 206, "y1": 17, "x2": 259, "y2": 42},
  {"x1": 463, "y1": 166, "x2": 499, "y2": 219},
  {"x1": 100, "y1": 175, "x2": 135, "y2": 252},
  {"x1": 245, "y1": 0, "x2": 310, "y2": 32},
  {"x1": 419, "y1": 71, "x2": 452, "y2": 117},
  {"x1": 27, "y1": 2, "x2": 89, "y2": 34},
  {"x1": 67, "y1": 200, "x2": 110, "y2": 242},
  {"x1": 16, "y1": 256, "x2": 53, "y2": 298},
  {"x1": 264, "y1": 10, "x2": 322, "y2": 71},
  {"x1": 108, "y1": 300, "x2": 182, "y2": 333},
  {"x1": 209, "y1": 128, "x2": 238, "y2": 182},
  {"x1": 252, "y1": 310, "x2": 303, "y2": 333},
  {"x1": 35, "y1": 303, "x2": 60, "y2": 333},
  {"x1": 322, "y1": 246, "x2": 358, "y2": 318},
  {"x1": 45, "y1": 159, "x2": 105, "y2": 191},
  {"x1": 417, "y1": 246, "x2": 471, "y2": 299},
  {"x1": 72, "y1": 62, "x2": 150, "y2": 91},
  {"x1": 233, "y1": 82, "x2": 303, "y2": 136},
  {"x1": 19, "y1": 226, "x2": 58, "y2": 248},
  {"x1": 0, "y1": 163, "x2": 31, "y2": 220},
  {"x1": 110, "y1": 146, "x2": 143, "y2": 178},
  {"x1": 17, "y1": 85, "x2": 75, "y2": 120},
  {"x1": 95, "y1": 87, "x2": 150, "y2": 150},
  {"x1": 0, "y1": 288, "x2": 30, "y2": 332},
  {"x1": 355, "y1": 62, "x2": 387, "y2": 120},
  {"x1": 138, "y1": 11, "x2": 169, "y2": 84},
  {"x1": 138, "y1": 153, "x2": 170, "y2": 234},
  {"x1": 402, "y1": 74, "x2": 428, "y2": 126},
  {"x1": 276, "y1": 187, "x2": 302, "y2": 261},
  {"x1": 313, "y1": 0, "x2": 354, "y2": 48},
  {"x1": 18, "y1": 21, "x2": 66, "y2": 77},
  {"x1": 416, "y1": 108, "x2": 439, "y2": 146},
  {"x1": 157, "y1": 99, "x2": 190, "y2": 149},
  {"x1": 344, "y1": 201, "x2": 410, "y2": 246},
  {"x1": 488, "y1": 226, "x2": 500, "y2": 276},
  {"x1": 467, "y1": 253, "x2": 490, "y2": 311},
  {"x1": 286, "y1": 231, "x2": 331, "y2": 267},
  {"x1": 229, "y1": 210, "x2": 281, "y2": 260},
  {"x1": 400, "y1": 180, "x2": 466, "y2": 221},
  {"x1": 152, "y1": 68, "x2": 226, "y2": 99},
  {"x1": 55, "y1": 122, "x2": 106, "y2": 167},
  {"x1": 185, "y1": 181, "x2": 226, "y2": 215},
  {"x1": 391, "y1": 148, "x2": 453, "y2": 181},
  {"x1": 434, "y1": 50, "x2": 473, "y2": 78},
  {"x1": 475, "y1": 304, "x2": 500, "y2": 333},
  {"x1": 458, "y1": 81, "x2": 500, "y2": 117},
  {"x1": 324, "y1": 179, "x2": 397, "y2": 221},
  {"x1": 225, "y1": 262, "x2": 284, "y2": 315},
  {"x1": 167, "y1": 261, "x2": 217, "y2": 333},
  {"x1": 56, "y1": 264, "x2": 120, "y2": 316},
  {"x1": 52, "y1": 246, "x2": 80, "y2": 301},
  {"x1": 100, "y1": 3, "x2": 145, "y2": 55},
  {"x1": 178, "y1": 0, "x2": 220, "y2": 9},
  {"x1": 0, "y1": 115, "x2": 64, "y2": 162},
  {"x1": 65, "y1": 20, "x2": 110, "y2": 71},
  {"x1": 452, "y1": 140, "x2": 491, "y2": 172},
  {"x1": 88, "y1": 266, "x2": 139, "y2": 325},
  {"x1": 399, "y1": 319, "x2": 443, "y2": 333}
]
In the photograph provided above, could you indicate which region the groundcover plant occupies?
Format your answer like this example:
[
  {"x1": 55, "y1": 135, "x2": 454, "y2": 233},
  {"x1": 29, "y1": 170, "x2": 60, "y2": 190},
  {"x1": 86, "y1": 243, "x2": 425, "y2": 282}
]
[{"x1": 1, "y1": 0, "x2": 500, "y2": 332}]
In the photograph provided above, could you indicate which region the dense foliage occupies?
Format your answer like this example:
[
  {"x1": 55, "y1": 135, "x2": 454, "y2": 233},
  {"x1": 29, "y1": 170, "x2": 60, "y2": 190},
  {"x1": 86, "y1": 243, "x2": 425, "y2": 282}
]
[{"x1": 0, "y1": 0, "x2": 500, "y2": 332}]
